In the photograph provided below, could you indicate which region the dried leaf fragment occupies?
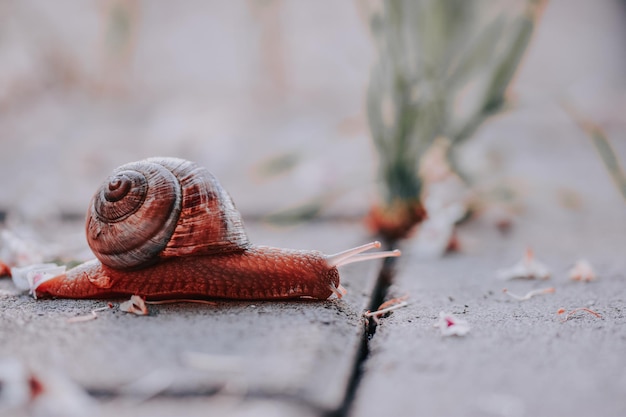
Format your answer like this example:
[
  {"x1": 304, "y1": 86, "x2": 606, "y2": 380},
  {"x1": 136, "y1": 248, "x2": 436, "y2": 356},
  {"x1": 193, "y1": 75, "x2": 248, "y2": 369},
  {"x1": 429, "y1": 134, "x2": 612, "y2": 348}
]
[
  {"x1": 434, "y1": 312, "x2": 470, "y2": 336},
  {"x1": 364, "y1": 297, "x2": 409, "y2": 324},
  {"x1": 569, "y1": 259, "x2": 597, "y2": 282},
  {"x1": 377, "y1": 294, "x2": 409, "y2": 311},
  {"x1": 557, "y1": 307, "x2": 602, "y2": 322},
  {"x1": 120, "y1": 295, "x2": 149, "y2": 315},
  {"x1": 497, "y1": 248, "x2": 550, "y2": 280}
]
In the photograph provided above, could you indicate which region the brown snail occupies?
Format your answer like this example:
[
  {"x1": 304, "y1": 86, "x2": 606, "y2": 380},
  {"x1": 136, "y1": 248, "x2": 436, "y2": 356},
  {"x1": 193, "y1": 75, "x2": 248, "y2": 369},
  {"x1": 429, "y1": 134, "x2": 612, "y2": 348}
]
[{"x1": 34, "y1": 157, "x2": 400, "y2": 300}]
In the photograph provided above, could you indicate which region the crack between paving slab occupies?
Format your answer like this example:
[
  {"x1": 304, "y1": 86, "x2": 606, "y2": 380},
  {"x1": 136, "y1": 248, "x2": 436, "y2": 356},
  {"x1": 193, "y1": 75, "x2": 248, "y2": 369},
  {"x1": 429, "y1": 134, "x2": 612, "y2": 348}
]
[{"x1": 327, "y1": 243, "x2": 399, "y2": 417}]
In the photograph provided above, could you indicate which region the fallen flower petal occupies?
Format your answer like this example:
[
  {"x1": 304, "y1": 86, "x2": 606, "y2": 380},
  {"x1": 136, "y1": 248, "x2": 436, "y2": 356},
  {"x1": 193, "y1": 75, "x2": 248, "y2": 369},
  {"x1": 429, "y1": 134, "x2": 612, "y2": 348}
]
[
  {"x1": 502, "y1": 287, "x2": 555, "y2": 301},
  {"x1": 120, "y1": 295, "x2": 149, "y2": 315},
  {"x1": 557, "y1": 307, "x2": 602, "y2": 322},
  {"x1": 10, "y1": 263, "x2": 66, "y2": 295},
  {"x1": 376, "y1": 294, "x2": 409, "y2": 311},
  {"x1": 434, "y1": 311, "x2": 470, "y2": 336},
  {"x1": 497, "y1": 248, "x2": 550, "y2": 280},
  {"x1": 569, "y1": 259, "x2": 597, "y2": 282}
]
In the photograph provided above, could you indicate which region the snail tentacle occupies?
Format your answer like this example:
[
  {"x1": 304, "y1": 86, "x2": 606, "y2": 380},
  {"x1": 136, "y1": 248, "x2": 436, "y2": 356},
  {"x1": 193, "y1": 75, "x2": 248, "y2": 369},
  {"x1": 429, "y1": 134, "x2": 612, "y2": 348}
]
[{"x1": 325, "y1": 241, "x2": 401, "y2": 268}]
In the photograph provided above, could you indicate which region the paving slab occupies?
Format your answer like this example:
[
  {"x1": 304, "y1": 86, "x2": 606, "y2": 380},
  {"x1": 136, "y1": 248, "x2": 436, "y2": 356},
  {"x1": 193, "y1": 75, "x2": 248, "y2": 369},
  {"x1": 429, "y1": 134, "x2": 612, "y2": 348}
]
[
  {"x1": 351, "y1": 108, "x2": 626, "y2": 417},
  {"x1": 353, "y1": 218, "x2": 626, "y2": 417},
  {"x1": 0, "y1": 220, "x2": 381, "y2": 416}
]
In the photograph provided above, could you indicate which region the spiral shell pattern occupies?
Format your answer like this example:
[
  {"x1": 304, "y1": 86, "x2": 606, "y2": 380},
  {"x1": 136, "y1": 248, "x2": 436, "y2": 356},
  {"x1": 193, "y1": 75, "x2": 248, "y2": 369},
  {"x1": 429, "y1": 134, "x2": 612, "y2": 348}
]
[{"x1": 86, "y1": 157, "x2": 250, "y2": 269}]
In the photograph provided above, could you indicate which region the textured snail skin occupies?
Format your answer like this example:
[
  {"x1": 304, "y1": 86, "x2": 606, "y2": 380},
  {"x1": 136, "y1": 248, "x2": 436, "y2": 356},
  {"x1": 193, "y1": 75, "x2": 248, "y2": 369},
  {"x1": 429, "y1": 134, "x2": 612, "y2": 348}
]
[{"x1": 34, "y1": 246, "x2": 339, "y2": 300}]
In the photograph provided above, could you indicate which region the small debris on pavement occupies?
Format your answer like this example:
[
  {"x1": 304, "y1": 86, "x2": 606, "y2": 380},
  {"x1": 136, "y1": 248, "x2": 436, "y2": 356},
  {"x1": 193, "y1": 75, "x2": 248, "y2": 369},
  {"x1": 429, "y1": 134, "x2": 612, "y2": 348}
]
[
  {"x1": 557, "y1": 307, "x2": 603, "y2": 322},
  {"x1": 120, "y1": 295, "x2": 149, "y2": 315},
  {"x1": 364, "y1": 296, "x2": 409, "y2": 324},
  {"x1": 502, "y1": 287, "x2": 555, "y2": 301},
  {"x1": 434, "y1": 312, "x2": 471, "y2": 336},
  {"x1": 377, "y1": 294, "x2": 409, "y2": 311},
  {"x1": 67, "y1": 303, "x2": 114, "y2": 323},
  {"x1": 569, "y1": 259, "x2": 597, "y2": 282},
  {"x1": 497, "y1": 248, "x2": 550, "y2": 280}
]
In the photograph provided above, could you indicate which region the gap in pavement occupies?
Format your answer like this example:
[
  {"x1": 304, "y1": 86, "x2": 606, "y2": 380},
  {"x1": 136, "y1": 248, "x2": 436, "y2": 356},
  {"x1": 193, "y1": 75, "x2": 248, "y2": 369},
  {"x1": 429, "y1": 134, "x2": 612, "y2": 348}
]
[{"x1": 328, "y1": 241, "x2": 400, "y2": 417}]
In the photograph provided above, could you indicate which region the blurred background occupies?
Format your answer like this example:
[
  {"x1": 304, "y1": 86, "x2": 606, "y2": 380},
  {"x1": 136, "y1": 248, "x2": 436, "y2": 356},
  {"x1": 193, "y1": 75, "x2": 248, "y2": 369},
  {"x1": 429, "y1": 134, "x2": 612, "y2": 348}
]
[{"x1": 0, "y1": 0, "x2": 624, "y2": 233}]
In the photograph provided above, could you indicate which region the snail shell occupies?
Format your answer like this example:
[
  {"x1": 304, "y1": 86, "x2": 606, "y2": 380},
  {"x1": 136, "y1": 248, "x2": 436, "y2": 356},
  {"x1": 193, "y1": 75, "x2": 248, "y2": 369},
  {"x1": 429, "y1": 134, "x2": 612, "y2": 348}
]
[{"x1": 87, "y1": 157, "x2": 250, "y2": 269}]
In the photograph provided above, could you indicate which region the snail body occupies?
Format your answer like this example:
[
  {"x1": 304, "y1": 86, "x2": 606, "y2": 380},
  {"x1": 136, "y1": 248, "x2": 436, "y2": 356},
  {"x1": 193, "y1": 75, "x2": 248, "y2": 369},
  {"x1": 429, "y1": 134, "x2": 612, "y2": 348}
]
[{"x1": 34, "y1": 157, "x2": 400, "y2": 300}]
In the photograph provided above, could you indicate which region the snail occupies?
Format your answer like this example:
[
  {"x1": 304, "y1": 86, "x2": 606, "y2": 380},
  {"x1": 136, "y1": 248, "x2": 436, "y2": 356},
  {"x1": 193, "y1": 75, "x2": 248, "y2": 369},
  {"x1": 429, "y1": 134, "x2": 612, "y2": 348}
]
[{"x1": 34, "y1": 157, "x2": 400, "y2": 300}]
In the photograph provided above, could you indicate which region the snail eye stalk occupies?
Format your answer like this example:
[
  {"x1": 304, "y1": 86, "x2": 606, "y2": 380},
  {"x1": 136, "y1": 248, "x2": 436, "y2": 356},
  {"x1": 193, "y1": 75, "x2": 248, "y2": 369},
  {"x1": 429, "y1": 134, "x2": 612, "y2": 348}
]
[{"x1": 325, "y1": 241, "x2": 401, "y2": 268}]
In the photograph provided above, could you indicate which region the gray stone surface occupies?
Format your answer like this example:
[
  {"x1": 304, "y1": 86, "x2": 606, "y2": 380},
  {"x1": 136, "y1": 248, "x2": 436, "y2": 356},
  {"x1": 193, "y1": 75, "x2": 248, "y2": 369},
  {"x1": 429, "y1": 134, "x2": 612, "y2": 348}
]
[
  {"x1": 98, "y1": 398, "x2": 320, "y2": 417},
  {"x1": 352, "y1": 215, "x2": 626, "y2": 417},
  {"x1": 351, "y1": 97, "x2": 626, "y2": 417}
]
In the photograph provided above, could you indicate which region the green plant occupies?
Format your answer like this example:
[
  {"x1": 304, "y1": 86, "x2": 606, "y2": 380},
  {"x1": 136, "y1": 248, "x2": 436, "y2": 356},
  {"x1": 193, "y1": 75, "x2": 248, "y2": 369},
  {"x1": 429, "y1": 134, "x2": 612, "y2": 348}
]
[{"x1": 366, "y1": 0, "x2": 546, "y2": 239}]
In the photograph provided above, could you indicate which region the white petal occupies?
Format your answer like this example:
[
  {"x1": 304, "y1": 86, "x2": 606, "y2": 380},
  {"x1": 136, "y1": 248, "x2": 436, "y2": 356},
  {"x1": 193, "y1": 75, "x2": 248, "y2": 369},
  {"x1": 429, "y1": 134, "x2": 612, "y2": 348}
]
[
  {"x1": 10, "y1": 263, "x2": 66, "y2": 294},
  {"x1": 497, "y1": 249, "x2": 550, "y2": 280},
  {"x1": 569, "y1": 259, "x2": 597, "y2": 282},
  {"x1": 435, "y1": 312, "x2": 471, "y2": 336},
  {"x1": 120, "y1": 295, "x2": 149, "y2": 316}
]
